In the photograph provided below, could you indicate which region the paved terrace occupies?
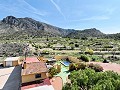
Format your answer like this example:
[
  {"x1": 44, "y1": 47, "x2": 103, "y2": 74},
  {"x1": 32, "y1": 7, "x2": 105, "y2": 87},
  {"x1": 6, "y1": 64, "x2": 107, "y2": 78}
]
[
  {"x1": 0, "y1": 66, "x2": 21, "y2": 90},
  {"x1": 21, "y1": 77, "x2": 63, "y2": 90}
]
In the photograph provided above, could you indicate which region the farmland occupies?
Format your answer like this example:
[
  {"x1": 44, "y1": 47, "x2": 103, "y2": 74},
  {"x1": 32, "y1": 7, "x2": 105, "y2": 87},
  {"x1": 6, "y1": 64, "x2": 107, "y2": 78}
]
[{"x1": 0, "y1": 37, "x2": 120, "y2": 63}]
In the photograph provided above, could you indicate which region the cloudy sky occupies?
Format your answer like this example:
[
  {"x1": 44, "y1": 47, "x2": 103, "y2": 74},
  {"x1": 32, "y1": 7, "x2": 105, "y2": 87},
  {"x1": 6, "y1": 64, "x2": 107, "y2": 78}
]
[{"x1": 0, "y1": 0, "x2": 120, "y2": 34}]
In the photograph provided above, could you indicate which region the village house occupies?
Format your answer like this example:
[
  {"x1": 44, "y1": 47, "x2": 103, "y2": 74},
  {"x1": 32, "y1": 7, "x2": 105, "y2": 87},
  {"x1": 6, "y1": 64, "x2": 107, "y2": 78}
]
[{"x1": 21, "y1": 57, "x2": 48, "y2": 84}]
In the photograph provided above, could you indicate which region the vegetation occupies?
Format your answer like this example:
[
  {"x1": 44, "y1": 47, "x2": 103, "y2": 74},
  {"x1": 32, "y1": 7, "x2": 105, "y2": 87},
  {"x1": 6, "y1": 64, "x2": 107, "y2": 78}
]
[
  {"x1": 69, "y1": 62, "x2": 103, "y2": 72},
  {"x1": 76, "y1": 63, "x2": 86, "y2": 70},
  {"x1": 88, "y1": 63, "x2": 103, "y2": 72},
  {"x1": 69, "y1": 63, "x2": 76, "y2": 71},
  {"x1": 80, "y1": 55, "x2": 90, "y2": 62},
  {"x1": 48, "y1": 67, "x2": 59, "y2": 78},
  {"x1": 63, "y1": 68, "x2": 120, "y2": 90},
  {"x1": 85, "y1": 49, "x2": 94, "y2": 55}
]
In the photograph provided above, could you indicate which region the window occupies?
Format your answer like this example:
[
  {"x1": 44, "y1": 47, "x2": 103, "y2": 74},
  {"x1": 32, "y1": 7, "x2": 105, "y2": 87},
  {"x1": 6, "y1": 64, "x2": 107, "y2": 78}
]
[{"x1": 35, "y1": 74, "x2": 41, "y2": 78}]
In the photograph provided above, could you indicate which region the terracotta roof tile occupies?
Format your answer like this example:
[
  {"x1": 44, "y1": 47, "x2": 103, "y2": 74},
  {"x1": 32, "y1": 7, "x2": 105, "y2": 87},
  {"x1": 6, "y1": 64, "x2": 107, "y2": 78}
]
[
  {"x1": 22, "y1": 62, "x2": 48, "y2": 75},
  {"x1": 25, "y1": 57, "x2": 40, "y2": 63}
]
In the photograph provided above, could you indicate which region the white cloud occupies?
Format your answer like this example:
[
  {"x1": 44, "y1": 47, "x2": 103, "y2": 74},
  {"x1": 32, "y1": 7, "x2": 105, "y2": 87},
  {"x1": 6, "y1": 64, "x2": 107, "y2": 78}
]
[
  {"x1": 81, "y1": 16, "x2": 110, "y2": 21},
  {"x1": 50, "y1": 0, "x2": 66, "y2": 21},
  {"x1": 0, "y1": 0, "x2": 48, "y2": 22},
  {"x1": 68, "y1": 15, "x2": 110, "y2": 22},
  {"x1": 18, "y1": 0, "x2": 47, "y2": 16}
]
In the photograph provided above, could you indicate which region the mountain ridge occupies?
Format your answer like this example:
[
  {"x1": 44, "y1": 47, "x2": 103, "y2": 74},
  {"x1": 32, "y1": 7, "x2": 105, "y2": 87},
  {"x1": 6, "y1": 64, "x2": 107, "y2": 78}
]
[{"x1": 0, "y1": 16, "x2": 119, "y2": 39}]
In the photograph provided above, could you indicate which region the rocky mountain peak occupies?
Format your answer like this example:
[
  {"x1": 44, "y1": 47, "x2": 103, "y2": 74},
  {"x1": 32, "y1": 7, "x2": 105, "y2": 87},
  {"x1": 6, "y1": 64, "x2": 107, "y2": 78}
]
[{"x1": 2, "y1": 16, "x2": 19, "y2": 25}]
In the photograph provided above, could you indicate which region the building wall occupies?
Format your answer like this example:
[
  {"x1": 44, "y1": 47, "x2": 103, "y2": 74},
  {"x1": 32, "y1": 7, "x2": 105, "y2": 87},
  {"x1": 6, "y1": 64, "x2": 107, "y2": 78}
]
[
  {"x1": 54, "y1": 55, "x2": 68, "y2": 60},
  {"x1": 12, "y1": 61, "x2": 19, "y2": 66},
  {"x1": 22, "y1": 72, "x2": 47, "y2": 83},
  {"x1": 3, "y1": 61, "x2": 6, "y2": 67},
  {"x1": 3, "y1": 61, "x2": 19, "y2": 67}
]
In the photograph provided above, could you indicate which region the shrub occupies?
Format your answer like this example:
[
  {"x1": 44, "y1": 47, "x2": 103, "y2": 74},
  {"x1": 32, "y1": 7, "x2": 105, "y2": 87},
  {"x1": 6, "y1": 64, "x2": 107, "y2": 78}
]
[
  {"x1": 69, "y1": 63, "x2": 76, "y2": 71},
  {"x1": 88, "y1": 63, "x2": 103, "y2": 72},
  {"x1": 42, "y1": 50, "x2": 49, "y2": 54},
  {"x1": 80, "y1": 55, "x2": 90, "y2": 62},
  {"x1": 88, "y1": 63, "x2": 94, "y2": 68},
  {"x1": 75, "y1": 44, "x2": 79, "y2": 47},
  {"x1": 62, "y1": 83, "x2": 71, "y2": 90},
  {"x1": 76, "y1": 63, "x2": 86, "y2": 70},
  {"x1": 85, "y1": 49, "x2": 93, "y2": 55},
  {"x1": 48, "y1": 67, "x2": 58, "y2": 78}
]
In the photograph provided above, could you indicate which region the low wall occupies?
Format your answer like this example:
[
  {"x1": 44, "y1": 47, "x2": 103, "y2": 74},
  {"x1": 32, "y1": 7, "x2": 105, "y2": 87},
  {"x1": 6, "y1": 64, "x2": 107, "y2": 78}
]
[
  {"x1": 22, "y1": 72, "x2": 47, "y2": 83},
  {"x1": 54, "y1": 55, "x2": 68, "y2": 60}
]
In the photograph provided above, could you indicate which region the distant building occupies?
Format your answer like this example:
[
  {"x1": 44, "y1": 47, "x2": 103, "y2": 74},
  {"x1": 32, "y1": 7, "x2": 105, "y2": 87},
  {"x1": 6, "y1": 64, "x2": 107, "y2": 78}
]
[
  {"x1": 52, "y1": 44, "x2": 65, "y2": 50},
  {"x1": 3, "y1": 57, "x2": 20, "y2": 67}
]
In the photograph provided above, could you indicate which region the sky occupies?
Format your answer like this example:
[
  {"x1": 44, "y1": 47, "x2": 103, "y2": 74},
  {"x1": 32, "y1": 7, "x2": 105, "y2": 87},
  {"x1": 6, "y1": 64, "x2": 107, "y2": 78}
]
[{"x1": 0, "y1": 0, "x2": 120, "y2": 34}]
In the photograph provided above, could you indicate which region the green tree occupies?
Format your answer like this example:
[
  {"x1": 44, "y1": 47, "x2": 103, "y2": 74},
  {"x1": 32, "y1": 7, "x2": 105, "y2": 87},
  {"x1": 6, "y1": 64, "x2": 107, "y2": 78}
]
[
  {"x1": 69, "y1": 63, "x2": 76, "y2": 71},
  {"x1": 63, "y1": 68, "x2": 120, "y2": 90},
  {"x1": 48, "y1": 67, "x2": 58, "y2": 78},
  {"x1": 80, "y1": 55, "x2": 90, "y2": 62}
]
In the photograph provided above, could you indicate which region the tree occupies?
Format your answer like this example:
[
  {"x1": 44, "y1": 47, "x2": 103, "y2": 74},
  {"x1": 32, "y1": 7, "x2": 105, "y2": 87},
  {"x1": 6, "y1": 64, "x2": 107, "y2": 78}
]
[
  {"x1": 63, "y1": 68, "x2": 120, "y2": 90},
  {"x1": 69, "y1": 63, "x2": 76, "y2": 71},
  {"x1": 80, "y1": 55, "x2": 90, "y2": 62},
  {"x1": 48, "y1": 67, "x2": 58, "y2": 78},
  {"x1": 75, "y1": 63, "x2": 86, "y2": 70},
  {"x1": 85, "y1": 49, "x2": 94, "y2": 55},
  {"x1": 62, "y1": 83, "x2": 71, "y2": 90}
]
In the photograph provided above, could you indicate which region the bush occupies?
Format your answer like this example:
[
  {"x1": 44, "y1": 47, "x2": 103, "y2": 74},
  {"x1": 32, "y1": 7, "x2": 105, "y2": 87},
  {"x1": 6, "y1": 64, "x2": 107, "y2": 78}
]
[
  {"x1": 62, "y1": 83, "x2": 71, "y2": 90},
  {"x1": 48, "y1": 67, "x2": 58, "y2": 78},
  {"x1": 42, "y1": 50, "x2": 49, "y2": 54},
  {"x1": 88, "y1": 63, "x2": 94, "y2": 68},
  {"x1": 80, "y1": 55, "x2": 90, "y2": 62},
  {"x1": 88, "y1": 63, "x2": 103, "y2": 72},
  {"x1": 75, "y1": 44, "x2": 79, "y2": 47},
  {"x1": 76, "y1": 63, "x2": 86, "y2": 70},
  {"x1": 69, "y1": 63, "x2": 76, "y2": 71},
  {"x1": 85, "y1": 49, "x2": 93, "y2": 55}
]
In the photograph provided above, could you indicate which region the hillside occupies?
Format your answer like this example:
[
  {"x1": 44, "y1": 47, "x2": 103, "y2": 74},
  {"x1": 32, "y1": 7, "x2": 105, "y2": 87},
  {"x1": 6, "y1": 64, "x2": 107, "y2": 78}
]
[
  {"x1": 66, "y1": 28, "x2": 105, "y2": 38},
  {"x1": 0, "y1": 16, "x2": 119, "y2": 39},
  {"x1": 0, "y1": 16, "x2": 74, "y2": 38}
]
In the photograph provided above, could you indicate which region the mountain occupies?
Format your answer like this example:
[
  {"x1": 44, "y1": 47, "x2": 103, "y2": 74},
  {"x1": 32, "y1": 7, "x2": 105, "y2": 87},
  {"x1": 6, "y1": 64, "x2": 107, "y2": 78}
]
[
  {"x1": 66, "y1": 28, "x2": 105, "y2": 38},
  {"x1": 0, "y1": 16, "x2": 74, "y2": 36},
  {"x1": 0, "y1": 16, "x2": 118, "y2": 40}
]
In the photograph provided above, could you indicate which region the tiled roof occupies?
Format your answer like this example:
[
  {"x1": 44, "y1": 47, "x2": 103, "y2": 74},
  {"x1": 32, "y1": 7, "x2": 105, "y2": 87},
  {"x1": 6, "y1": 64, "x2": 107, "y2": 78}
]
[
  {"x1": 4, "y1": 57, "x2": 19, "y2": 61},
  {"x1": 22, "y1": 62, "x2": 48, "y2": 75},
  {"x1": 25, "y1": 57, "x2": 40, "y2": 63}
]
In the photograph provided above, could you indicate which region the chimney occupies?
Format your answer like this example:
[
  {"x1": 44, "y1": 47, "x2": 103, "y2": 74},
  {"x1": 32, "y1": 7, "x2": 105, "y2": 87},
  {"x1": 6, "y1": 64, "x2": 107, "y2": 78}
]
[{"x1": 22, "y1": 61, "x2": 26, "y2": 69}]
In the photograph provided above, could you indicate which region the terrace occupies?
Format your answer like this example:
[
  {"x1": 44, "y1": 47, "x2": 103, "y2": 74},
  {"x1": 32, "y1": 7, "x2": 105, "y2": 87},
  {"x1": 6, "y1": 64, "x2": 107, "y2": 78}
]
[{"x1": 21, "y1": 77, "x2": 63, "y2": 90}]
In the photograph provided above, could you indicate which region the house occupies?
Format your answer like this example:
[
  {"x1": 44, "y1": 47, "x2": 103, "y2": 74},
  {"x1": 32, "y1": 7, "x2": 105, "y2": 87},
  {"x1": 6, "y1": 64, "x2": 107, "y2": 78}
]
[
  {"x1": 52, "y1": 44, "x2": 65, "y2": 50},
  {"x1": 0, "y1": 65, "x2": 21, "y2": 90},
  {"x1": 3, "y1": 57, "x2": 20, "y2": 67},
  {"x1": 22, "y1": 62, "x2": 48, "y2": 84}
]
